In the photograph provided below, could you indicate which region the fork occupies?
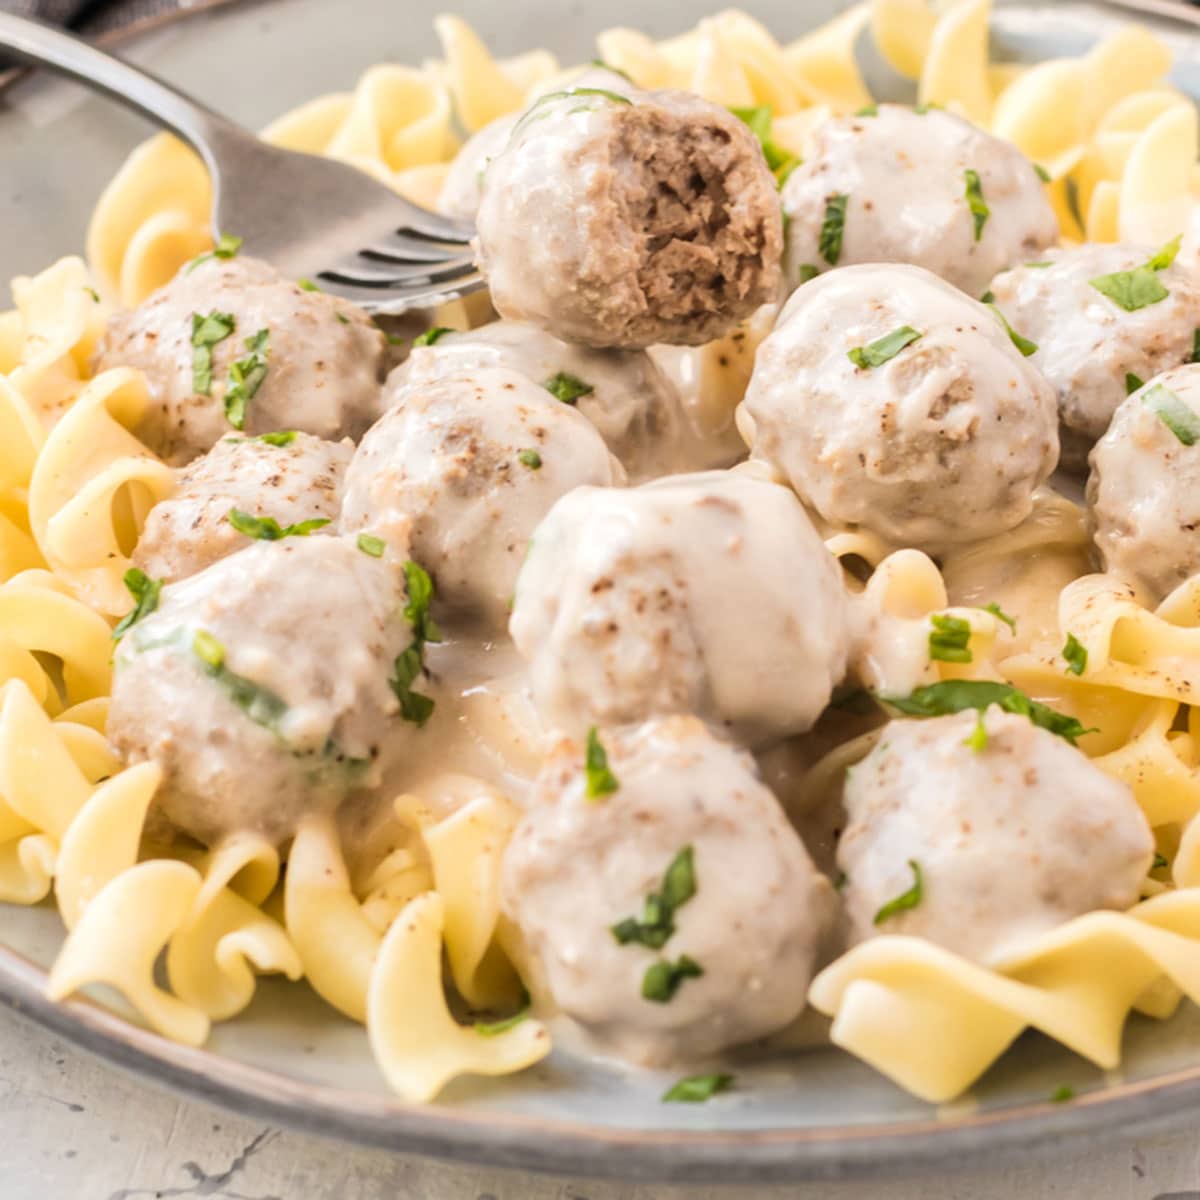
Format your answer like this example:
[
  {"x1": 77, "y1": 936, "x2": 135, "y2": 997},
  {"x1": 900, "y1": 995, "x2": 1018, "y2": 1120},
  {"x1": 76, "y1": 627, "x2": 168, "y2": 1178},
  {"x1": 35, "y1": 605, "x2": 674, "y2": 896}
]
[{"x1": 0, "y1": 12, "x2": 485, "y2": 312}]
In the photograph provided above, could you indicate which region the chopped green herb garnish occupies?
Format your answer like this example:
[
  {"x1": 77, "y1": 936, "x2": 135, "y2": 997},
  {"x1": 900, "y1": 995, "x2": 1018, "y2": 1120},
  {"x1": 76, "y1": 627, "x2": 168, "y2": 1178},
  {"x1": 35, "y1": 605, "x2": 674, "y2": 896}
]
[
  {"x1": 1050, "y1": 1085, "x2": 1075, "y2": 1104},
  {"x1": 873, "y1": 860, "x2": 923, "y2": 925},
  {"x1": 186, "y1": 233, "x2": 243, "y2": 274},
  {"x1": 190, "y1": 310, "x2": 235, "y2": 396},
  {"x1": 223, "y1": 328, "x2": 270, "y2": 430},
  {"x1": 543, "y1": 371, "x2": 594, "y2": 405},
  {"x1": 855, "y1": 103, "x2": 878, "y2": 117},
  {"x1": 882, "y1": 680, "x2": 1093, "y2": 744},
  {"x1": 642, "y1": 955, "x2": 703, "y2": 1003},
  {"x1": 834, "y1": 870, "x2": 848, "y2": 891},
  {"x1": 797, "y1": 263, "x2": 819, "y2": 285},
  {"x1": 1125, "y1": 372, "x2": 1145, "y2": 395},
  {"x1": 1026, "y1": 261, "x2": 1052, "y2": 268},
  {"x1": 964, "y1": 711, "x2": 988, "y2": 752},
  {"x1": 518, "y1": 448, "x2": 543, "y2": 469},
  {"x1": 297, "y1": 277, "x2": 321, "y2": 292},
  {"x1": 192, "y1": 628, "x2": 294, "y2": 732},
  {"x1": 729, "y1": 105, "x2": 799, "y2": 181},
  {"x1": 848, "y1": 325, "x2": 922, "y2": 370},
  {"x1": 818, "y1": 193, "x2": 849, "y2": 265},
  {"x1": 112, "y1": 568, "x2": 162, "y2": 640},
  {"x1": 192, "y1": 628, "x2": 226, "y2": 670},
  {"x1": 1034, "y1": 163, "x2": 1051, "y2": 183},
  {"x1": 84, "y1": 286, "x2": 100, "y2": 303},
  {"x1": 913, "y1": 101, "x2": 940, "y2": 114},
  {"x1": 1154, "y1": 852, "x2": 1169, "y2": 870},
  {"x1": 334, "y1": 312, "x2": 350, "y2": 325},
  {"x1": 980, "y1": 289, "x2": 995, "y2": 304},
  {"x1": 1062, "y1": 632, "x2": 1087, "y2": 676},
  {"x1": 1144, "y1": 382, "x2": 1200, "y2": 446},
  {"x1": 983, "y1": 602, "x2": 1017, "y2": 633},
  {"x1": 227, "y1": 507, "x2": 330, "y2": 541},
  {"x1": 585, "y1": 725, "x2": 619, "y2": 800},
  {"x1": 357, "y1": 533, "x2": 386, "y2": 557},
  {"x1": 414, "y1": 326, "x2": 452, "y2": 347},
  {"x1": 1192, "y1": 329, "x2": 1200, "y2": 364},
  {"x1": 986, "y1": 303, "x2": 1038, "y2": 356},
  {"x1": 663, "y1": 1073, "x2": 733, "y2": 1103},
  {"x1": 588, "y1": 57, "x2": 634, "y2": 82},
  {"x1": 963, "y1": 168, "x2": 989, "y2": 240},
  {"x1": 474, "y1": 1008, "x2": 530, "y2": 1037},
  {"x1": 389, "y1": 560, "x2": 442, "y2": 726},
  {"x1": 612, "y1": 846, "x2": 696, "y2": 949},
  {"x1": 1090, "y1": 236, "x2": 1181, "y2": 312},
  {"x1": 928, "y1": 613, "x2": 973, "y2": 664},
  {"x1": 776, "y1": 158, "x2": 801, "y2": 187}
]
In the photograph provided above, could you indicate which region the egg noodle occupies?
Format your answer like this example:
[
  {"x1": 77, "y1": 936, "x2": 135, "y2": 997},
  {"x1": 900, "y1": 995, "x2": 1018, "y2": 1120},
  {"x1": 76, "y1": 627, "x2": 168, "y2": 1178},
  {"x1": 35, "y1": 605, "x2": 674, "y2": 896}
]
[{"x1": 5, "y1": 0, "x2": 1200, "y2": 1107}]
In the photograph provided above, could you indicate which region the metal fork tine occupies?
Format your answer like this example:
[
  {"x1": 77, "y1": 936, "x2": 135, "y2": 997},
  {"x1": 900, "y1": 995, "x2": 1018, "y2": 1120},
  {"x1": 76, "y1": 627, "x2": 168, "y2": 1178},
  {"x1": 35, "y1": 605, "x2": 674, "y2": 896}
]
[
  {"x1": 359, "y1": 236, "x2": 467, "y2": 265},
  {"x1": 392, "y1": 203, "x2": 476, "y2": 244},
  {"x1": 319, "y1": 255, "x2": 478, "y2": 288},
  {"x1": 317, "y1": 270, "x2": 485, "y2": 311}
]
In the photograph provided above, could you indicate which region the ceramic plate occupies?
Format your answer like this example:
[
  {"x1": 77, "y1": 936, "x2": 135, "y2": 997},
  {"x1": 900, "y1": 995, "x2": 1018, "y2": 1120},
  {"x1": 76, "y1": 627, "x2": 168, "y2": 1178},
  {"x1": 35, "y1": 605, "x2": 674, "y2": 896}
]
[{"x1": 4, "y1": 0, "x2": 1200, "y2": 1183}]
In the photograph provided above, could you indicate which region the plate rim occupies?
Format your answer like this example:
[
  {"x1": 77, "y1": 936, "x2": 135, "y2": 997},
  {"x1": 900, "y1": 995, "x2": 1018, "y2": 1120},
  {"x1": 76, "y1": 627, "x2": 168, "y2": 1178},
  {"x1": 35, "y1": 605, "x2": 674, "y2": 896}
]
[{"x1": 4, "y1": 0, "x2": 1200, "y2": 1182}]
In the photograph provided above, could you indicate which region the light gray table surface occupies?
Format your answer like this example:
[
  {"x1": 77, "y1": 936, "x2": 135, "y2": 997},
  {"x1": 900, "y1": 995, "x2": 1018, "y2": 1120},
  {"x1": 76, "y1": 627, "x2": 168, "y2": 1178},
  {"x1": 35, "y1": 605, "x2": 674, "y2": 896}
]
[{"x1": 0, "y1": 999, "x2": 1197, "y2": 1200}]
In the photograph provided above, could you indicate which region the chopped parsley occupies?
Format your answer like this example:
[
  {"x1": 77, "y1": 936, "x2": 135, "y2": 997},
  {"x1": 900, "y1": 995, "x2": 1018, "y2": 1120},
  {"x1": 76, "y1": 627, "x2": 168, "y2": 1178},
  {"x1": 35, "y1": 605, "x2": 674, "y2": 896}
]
[
  {"x1": 663, "y1": 1073, "x2": 733, "y2": 1103},
  {"x1": 192, "y1": 628, "x2": 225, "y2": 670},
  {"x1": 588, "y1": 57, "x2": 634, "y2": 82},
  {"x1": 1062, "y1": 633, "x2": 1087, "y2": 676},
  {"x1": 543, "y1": 371, "x2": 594, "y2": 405},
  {"x1": 83, "y1": 286, "x2": 100, "y2": 303},
  {"x1": 186, "y1": 232, "x2": 243, "y2": 274},
  {"x1": 112, "y1": 568, "x2": 162, "y2": 640},
  {"x1": 1089, "y1": 235, "x2": 1181, "y2": 311},
  {"x1": 474, "y1": 1008, "x2": 530, "y2": 1037},
  {"x1": 1192, "y1": 329, "x2": 1200, "y2": 363},
  {"x1": 190, "y1": 311, "x2": 235, "y2": 396},
  {"x1": 642, "y1": 955, "x2": 703, "y2": 1003},
  {"x1": 848, "y1": 325, "x2": 922, "y2": 370},
  {"x1": 585, "y1": 725, "x2": 619, "y2": 800},
  {"x1": 1144, "y1": 382, "x2": 1200, "y2": 445},
  {"x1": 254, "y1": 430, "x2": 297, "y2": 447},
  {"x1": 983, "y1": 602, "x2": 1017, "y2": 633},
  {"x1": 873, "y1": 860, "x2": 923, "y2": 925},
  {"x1": 227, "y1": 508, "x2": 331, "y2": 540},
  {"x1": 297, "y1": 277, "x2": 321, "y2": 292},
  {"x1": 1050, "y1": 1085, "x2": 1075, "y2": 1104},
  {"x1": 963, "y1": 711, "x2": 988, "y2": 752},
  {"x1": 518, "y1": 448, "x2": 543, "y2": 469},
  {"x1": 1034, "y1": 163, "x2": 1051, "y2": 183},
  {"x1": 986, "y1": 303, "x2": 1038, "y2": 356},
  {"x1": 797, "y1": 263, "x2": 819, "y2": 285},
  {"x1": 335, "y1": 312, "x2": 350, "y2": 325},
  {"x1": 1154, "y1": 852, "x2": 1169, "y2": 870},
  {"x1": 223, "y1": 329, "x2": 270, "y2": 430},
  {"x1": 729, "y1": 105, "x2": 800, "y2": 184},
  {"x1": 913, "y1": 101, "x2": 940, "y2": 114},
  {"x1": 389, "y1": 560, "x2": 443, "y2": 726},
  {"x1": 882, "y1": 680, "x2": 1092, "y2": 744},
  {"x1": 1125, "y1": 372, "x2": 1145, "y2": 395},
  {"x1": 612, "y1": 846, "x2": 696, "y2": 949},
  {"x1": 192, "y1": 628, "x2": 290, "y2": 731},
  {"x1": 980, "y1": 289, "x2": 996, "y2": 304},
  {"x1": 1026, "y1": 261, "x2": 1053, "y2": 268},
  {"x1": 356, "y1": 533, "x2": 386, "y2": 557},
  {"x1": 818, "y1": 193, "x2": 849, "y2": 265},
  {"x1": 414, "y1": 326, "x2": 452, "y2": 347},
  {"x1": 928, "y1": 614, "x2": 973, "y2": 664},
  {"x1": 963, "y1": 169, "x2": 989, "y2": 240},
  {"x1": 855, "y1": 103, "x2": 878, "y2": 117}
]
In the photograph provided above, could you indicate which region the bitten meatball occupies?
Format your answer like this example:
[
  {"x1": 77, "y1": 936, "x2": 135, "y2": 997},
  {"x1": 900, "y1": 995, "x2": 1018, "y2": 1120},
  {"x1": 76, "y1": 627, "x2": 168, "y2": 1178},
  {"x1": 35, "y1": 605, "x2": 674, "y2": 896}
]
[
  {"x1": 94, "y1": 255, "x2": 387, "y2": 465},
  {"x1": 741, "y1": 263, "x2": 1059, "y2": 555},
  {"x1": 1088, "y1": 364, "x2": 1200, "y2": 602},
  {"x1": 838, "y1": 708, "x2": 1153, "y2": 965},
  {"x1": 476, "y1": 85, "x2": 783, "y2": 349},
  {"x1": 133, "y1": 431, "x2": 351, "y2": 584},
  {"x1": 781, "y1": 104, "x2": 1057, "y2": 298},
  {"x1": 502, "y1": 715, "x2": 836, "y2": 1065},
  {"x1": 990, "y1": 243, "x2": 1200, "y2": 470},
  {"x1": 509, "y1": 470, "x2": 850, "y2": 746},
  {"x1": 392, "y1": 320, "x2": 691, "y2": 481},
  {"x1": 109, "y1": 536, "x2": 415, "y2": 847},
  {"x1": 340, "y1": 366, "x2": 625, "y2": 631}
]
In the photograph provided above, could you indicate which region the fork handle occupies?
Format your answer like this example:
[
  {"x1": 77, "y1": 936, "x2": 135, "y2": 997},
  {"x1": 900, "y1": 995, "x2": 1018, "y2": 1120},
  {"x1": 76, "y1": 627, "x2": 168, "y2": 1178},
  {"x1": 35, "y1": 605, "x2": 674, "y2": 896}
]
[{"x1": 0, "y1": 11, "x2": 246, "y2": 166}]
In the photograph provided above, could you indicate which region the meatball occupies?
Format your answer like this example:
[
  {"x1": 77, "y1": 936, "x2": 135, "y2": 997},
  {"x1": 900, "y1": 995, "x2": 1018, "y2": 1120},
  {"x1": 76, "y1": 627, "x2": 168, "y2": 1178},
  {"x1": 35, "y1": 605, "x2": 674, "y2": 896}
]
[
  {"x1": 781, "y1": 104, "x2": 1057, "y2": 298},
  {"x1": 740, "y1": 263, "x2": 1059, "y2": 555},
  {"x1": 476, "y1": 86, "x2": 783, "y2": 349},
  {"x1": 990, "y1": 244, "x2": 1200, "y2": 470},
  {"x1": 509, "y1": 470, "x2": 850, "y2": 746},
  {"x1": 94, "y1": 255, "x2": 387, "y2": 465},
  {"x1": 392, "y1": 320, "x2": 691, "y2": 481},
  {"x1": 838, "y1": 708, "x2": 1153, "y2": 965},
  {"x1": 1088, "y1": 364, "x2": 1200, "y2": 602},
  {"x1": 340, "y1": 366, "x2": 625, "y2": 632},
  {"x1": 133, "y1": 431, "x2": 351, "y2": 584},
  {"x1": 437, "y1": 114, "x2": 518, "y2": 219},
  {"x1": 502, "y1": 715, "x2": 836, "y2": 1065},
  {"x1": 109, "y1": 535, "x2": 414, "y2": 847}
]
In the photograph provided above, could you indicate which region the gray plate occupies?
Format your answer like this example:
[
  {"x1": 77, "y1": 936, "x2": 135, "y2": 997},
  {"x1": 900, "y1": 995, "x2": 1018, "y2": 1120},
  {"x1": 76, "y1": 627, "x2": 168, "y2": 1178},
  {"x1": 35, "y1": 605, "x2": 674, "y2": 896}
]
[{"x1": 4, "y1": 0, "x2": 1200, "y2": 1184}]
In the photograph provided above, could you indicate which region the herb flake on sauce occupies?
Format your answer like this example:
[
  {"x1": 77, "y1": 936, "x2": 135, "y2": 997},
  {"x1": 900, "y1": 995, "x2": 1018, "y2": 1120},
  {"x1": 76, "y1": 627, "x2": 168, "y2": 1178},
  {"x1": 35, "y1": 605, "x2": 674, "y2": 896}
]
[
  {"x1": 848, "y1": 325, "x2": 922, "y2": 370},
  {"x1": 873, "y1": 860, "x2": 923, "y2": 925}
]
